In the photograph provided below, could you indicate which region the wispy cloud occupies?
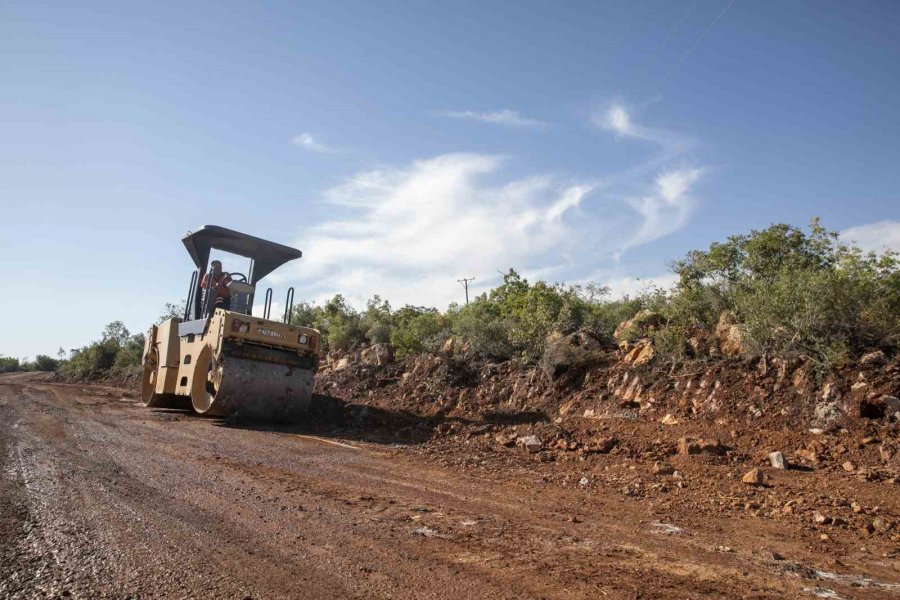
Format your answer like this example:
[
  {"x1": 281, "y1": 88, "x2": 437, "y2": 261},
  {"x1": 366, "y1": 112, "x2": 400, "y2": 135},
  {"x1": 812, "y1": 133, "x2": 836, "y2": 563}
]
[
  {"x1": 275, "y1": 101, "x2": 707, "y2": 309},
  {"x1": 591, "y1": 101, "x2": 704, "y2": 249},
  {"x1": 591, "y1": 101, "x2": 693, "y2": 153},
  {"x1": 441, "y1": 109, "x2": 548, "y2": 130},
  {"x1": 626, "y1": 167, "x2": 705, "y2": 248},
  {"x1": 840, "y1": 220, "x2": 900, "y2": 253},
  {"x1": 290, "y1": 132, "x2": 340, "y2": 153},
  {"x1": 281, "y1": 153, "x2": 591, "y2": 306}
]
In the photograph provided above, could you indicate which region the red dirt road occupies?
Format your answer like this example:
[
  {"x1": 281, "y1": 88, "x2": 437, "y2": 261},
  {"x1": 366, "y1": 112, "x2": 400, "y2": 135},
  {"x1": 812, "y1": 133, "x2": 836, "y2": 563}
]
[{"x1": 1, "y1": 373, "x2": 898, "y2": 599}]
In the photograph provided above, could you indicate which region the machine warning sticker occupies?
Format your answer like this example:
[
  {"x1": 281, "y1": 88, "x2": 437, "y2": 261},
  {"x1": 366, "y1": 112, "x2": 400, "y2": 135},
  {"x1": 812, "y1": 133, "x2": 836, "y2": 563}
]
[{"x1": 257, "y1": 328, "x2": 285, "y2": 339}]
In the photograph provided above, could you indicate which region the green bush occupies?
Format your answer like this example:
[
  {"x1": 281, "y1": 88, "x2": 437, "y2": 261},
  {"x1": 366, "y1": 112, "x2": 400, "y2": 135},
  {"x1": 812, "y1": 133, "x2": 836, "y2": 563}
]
[
  {"x1": 653, "y1": 219, "x2": 900, "y2": 365},
  {"x1": 390, "y1": 306, "x2": 449, "y2": 358},
  {"x1": 280, "y1": 219, "x2": 897, "y2": 369},
  {"x1": 448, "y1": 300, "x2": 516, "y2": 359},
  {"x1": 0, "y1": 356, "x2": 22, "y2": 374},
  {"x1": 33, "y1": 355, "x2": 60, "y2": 372},
  {"x1": 289, "y1": 294, "x2": 368, "y2": 352},
  {"x1": 62, "y1": 320, "x2": 146, "y2": 378}
]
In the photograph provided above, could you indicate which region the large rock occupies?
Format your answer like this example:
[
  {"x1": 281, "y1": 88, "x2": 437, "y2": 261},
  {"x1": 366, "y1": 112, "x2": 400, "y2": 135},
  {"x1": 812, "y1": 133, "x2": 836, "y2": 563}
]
[
  {"x1": 860, "y1": 350, "x2": 887, "y2": 366},
  {"x1": 333, "y1": 356, "x2": 353, "y2": 371},
  {"x1": 439, "y1": 336, "x2": 472, "y2": 357},
  {"x1": 539, "y1": 329, "x2": 605, "y2": 380},
  {"x1": 623, "y1": 339, "x2": 655, "y2": 367},
  {"x1": 715, "y1": 311, "x2": 748, "y2": 357},
  {"x1": 613, "y1": 310, "x2": 665, "y2": 342},
  {"x1": 360, "y1": 343, "x2": 393, "y2": 367}
]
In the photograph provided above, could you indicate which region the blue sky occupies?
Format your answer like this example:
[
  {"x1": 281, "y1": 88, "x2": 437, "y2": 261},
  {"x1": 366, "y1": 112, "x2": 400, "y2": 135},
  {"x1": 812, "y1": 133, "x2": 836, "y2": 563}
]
[{"x1": 2, "y1": 0, "x2": 900, "y2": 359}]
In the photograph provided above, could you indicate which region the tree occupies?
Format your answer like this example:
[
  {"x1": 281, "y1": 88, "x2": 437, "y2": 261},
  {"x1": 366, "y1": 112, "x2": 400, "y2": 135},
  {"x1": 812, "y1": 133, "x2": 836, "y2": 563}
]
[
  {"x1": 34, "y1": 355, "x2": 60, "y2": 372},
  {"x1": 157, "y1": 301, "x2": 185, "y2": 324}
]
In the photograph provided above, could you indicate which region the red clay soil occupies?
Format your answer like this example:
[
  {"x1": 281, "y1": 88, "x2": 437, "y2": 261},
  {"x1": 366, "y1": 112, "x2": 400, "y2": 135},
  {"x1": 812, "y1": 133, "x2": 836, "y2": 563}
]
[{"x1": 2, "y1": 348, "x2": 898, "y2": 598}]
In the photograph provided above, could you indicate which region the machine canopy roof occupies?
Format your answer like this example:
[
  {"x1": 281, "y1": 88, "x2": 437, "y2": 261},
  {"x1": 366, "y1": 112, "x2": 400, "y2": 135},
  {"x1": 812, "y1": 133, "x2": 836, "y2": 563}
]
[{"x1": 182, "y1": 225, "x2": 302, "y2": 284}]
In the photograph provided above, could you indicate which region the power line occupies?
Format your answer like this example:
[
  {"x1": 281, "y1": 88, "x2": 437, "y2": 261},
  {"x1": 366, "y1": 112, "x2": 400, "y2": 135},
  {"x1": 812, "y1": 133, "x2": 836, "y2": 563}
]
[
  {"x1": 664, "y1": 0, "x2": 737, "y2": 83},
  {"x1": 457, "y1": 277, "x2": 475, "y2": 305},
  {"x1": 661, "y1": 0, "x2": 700, "y2": 49}
]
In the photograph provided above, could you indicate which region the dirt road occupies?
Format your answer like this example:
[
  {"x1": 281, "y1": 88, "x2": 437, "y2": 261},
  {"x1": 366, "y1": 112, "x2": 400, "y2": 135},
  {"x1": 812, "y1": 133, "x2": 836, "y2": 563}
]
[{"x1": 1, "y1": 373, "x2": 897, "y2": 599}]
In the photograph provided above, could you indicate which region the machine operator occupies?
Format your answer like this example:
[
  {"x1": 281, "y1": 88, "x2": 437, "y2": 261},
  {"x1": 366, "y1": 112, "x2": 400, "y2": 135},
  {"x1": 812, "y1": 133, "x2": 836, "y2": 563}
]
[{"x1": 200, "y1": 260, "x2": 233, "y2": 310}]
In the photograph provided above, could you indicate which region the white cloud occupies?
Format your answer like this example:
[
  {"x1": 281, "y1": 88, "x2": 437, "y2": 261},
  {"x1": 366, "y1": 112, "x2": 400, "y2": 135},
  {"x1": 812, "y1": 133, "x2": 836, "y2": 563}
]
[
  {"x1": 274, "y1": 100, "x2": 708, "y2": 310},
  {"x1": 599, "y1": 104, "x2": 634, "y2": 136},
  {"x1": 290, "y1": 132, "x2": 339, "y2": 153},
  {"x1": 441, "y1": 109, "x2": 548, "y2": 130},
  {"x1": 840, "y1": 220, "x2": 900, "y2": 253},
  {"x1": 626, "y1": 167, "x2": 705, "y2": 248},
  {"x1": 283, "y1": 153, "x2": 591, "y2": 307},
  {"x1": 591, "y1": 102, "x2": 693, "y2": 153},
  {"x1": 590, "y1": 102, "x2": 704, "y2": 249}
]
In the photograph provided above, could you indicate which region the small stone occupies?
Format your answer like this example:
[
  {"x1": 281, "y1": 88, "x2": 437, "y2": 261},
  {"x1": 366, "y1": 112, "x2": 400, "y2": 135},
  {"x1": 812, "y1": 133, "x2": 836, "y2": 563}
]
[
  {"x1": 852, "y1": 501, "x2": 864, "y2": 514},
  {"x1": 820, "y1": 534, "x2": 830, "y2": 541},
  {"x1": 516, "y1": 435, "x2": 543, "y2": 453},
  {"x1": 678, "y1": 437, "x2": 725, "y2": 456},
  {"x1": 742, "y1": 468, "x2": 764, "y2": 486},
  {"x1": 768, "y1": 451, "x2": 787, "y2": 470},
  {"x1": 842, "y1": 461, "x2": 857, "y2": 472},
  {"x1": 872, "y1": 517, "x2": 891, "y2": 533},
  {"x1": 495, "y1": 434, "x2": 516, "y2": 447},
  {"x1": 591, "y1": 436, "x2": 618, "y2": 453},
  {"x1": 660, "y1": 413, "x2": 679, "y2": 426},
  {"x1": 813, "y1": 512, "x2": 832, "y2": 525},
  {"x1": 653, "y1": 461, "x2": 675, "y2": 476},
  {"x1": 851, "y1": 382, "x2": 869, "y2": 394},
  {"x1": 860, "y1": 350, "x2": 886, "y2": 366},
  {"x1": 678, "y1": 437, "x2": 697, "y2": 455},
  {"x1": 880, "y1": 445, "x2": 895, "y2": 462},
  {"x1": 883, "y1": 395, "x2": 900, "y2": 414},
  {"x1": 821, "y1": 382, "x2": 841, "y2": 401},
  {"x1": 768, "y1": 551, "x2": 785, "y2": 561}
]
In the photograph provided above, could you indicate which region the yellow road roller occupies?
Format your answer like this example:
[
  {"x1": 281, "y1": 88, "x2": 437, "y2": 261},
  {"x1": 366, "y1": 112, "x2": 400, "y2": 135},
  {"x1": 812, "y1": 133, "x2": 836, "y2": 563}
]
[{"x1": 141, "y1": 225, "x2": 319, "y2": 419}]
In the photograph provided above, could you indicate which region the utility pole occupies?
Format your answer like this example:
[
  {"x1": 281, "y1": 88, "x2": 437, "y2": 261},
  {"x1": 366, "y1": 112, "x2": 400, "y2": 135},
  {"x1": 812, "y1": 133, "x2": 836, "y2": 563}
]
[{"x1": 457, "y1": 277, "x2": 475, "y2": 305}]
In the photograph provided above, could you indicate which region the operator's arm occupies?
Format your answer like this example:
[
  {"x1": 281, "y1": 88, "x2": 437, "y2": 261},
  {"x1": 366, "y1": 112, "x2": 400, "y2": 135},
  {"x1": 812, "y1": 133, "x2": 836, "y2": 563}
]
[{"x1": 218, "y1": 273, "x2": 233, "y2": 297}]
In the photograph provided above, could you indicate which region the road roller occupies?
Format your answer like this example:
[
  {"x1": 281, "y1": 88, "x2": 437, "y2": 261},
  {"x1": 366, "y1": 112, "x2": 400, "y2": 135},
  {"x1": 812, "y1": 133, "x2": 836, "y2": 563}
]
[{"x1": 141, "y1": 225, "x2": 320, "y2": 420}]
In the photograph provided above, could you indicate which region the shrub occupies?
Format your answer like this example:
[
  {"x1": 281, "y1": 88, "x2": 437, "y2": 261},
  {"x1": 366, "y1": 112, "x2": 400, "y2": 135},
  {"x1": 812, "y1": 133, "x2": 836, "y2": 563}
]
[
  {"x1": 448, "y1": 300, "x2": 516, "y2": 359},
  {"x1": 656, "y1": 219, "x2": 900, "y2": 365},
  {"x1": 62, "y1": 320, "x2": 146, "y2": 378},
  {"x1": 0, "y1": 356, "x2": 21, "y2": 374},
  {"x1": 390, "y1": 306, "x2": 449, "y2": 358},
  {"x1": 278, "y1": 219, "x2": 898, "y2": 370},
  {"x1": 33, "y1": 355, "x2": 60, "y2": 372}
]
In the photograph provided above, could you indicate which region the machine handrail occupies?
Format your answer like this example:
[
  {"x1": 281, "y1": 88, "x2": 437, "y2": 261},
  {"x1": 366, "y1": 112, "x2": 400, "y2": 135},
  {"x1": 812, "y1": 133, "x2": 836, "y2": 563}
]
[
  {"x1": 263, "y1": 288, "x2": 273, "y2": 320},
  {"x1": 184, "y1": 270, "x2": 198, "y2": 321},
  {"x1": 283, "y1": 287, "x2": 294, "y2": 323}
]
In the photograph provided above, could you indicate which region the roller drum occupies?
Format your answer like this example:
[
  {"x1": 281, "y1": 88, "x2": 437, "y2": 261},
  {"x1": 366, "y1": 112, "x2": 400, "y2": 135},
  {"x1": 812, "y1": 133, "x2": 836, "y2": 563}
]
[{"x1": 199, "y1": 356, "x2": 314, "y2": 421}]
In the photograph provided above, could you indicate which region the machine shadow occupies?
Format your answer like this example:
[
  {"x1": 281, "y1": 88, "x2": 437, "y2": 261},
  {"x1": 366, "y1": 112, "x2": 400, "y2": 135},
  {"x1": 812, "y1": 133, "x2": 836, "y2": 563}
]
[{"x1": 212, "y1": 393, "x2": 549, "y2": 446}]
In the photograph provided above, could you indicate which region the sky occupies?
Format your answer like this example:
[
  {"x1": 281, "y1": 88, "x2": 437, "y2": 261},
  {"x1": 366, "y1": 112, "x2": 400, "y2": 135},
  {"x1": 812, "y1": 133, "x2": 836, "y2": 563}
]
[{"x1": 2, "y1": 0, "x2": 900, "y2": 359}]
